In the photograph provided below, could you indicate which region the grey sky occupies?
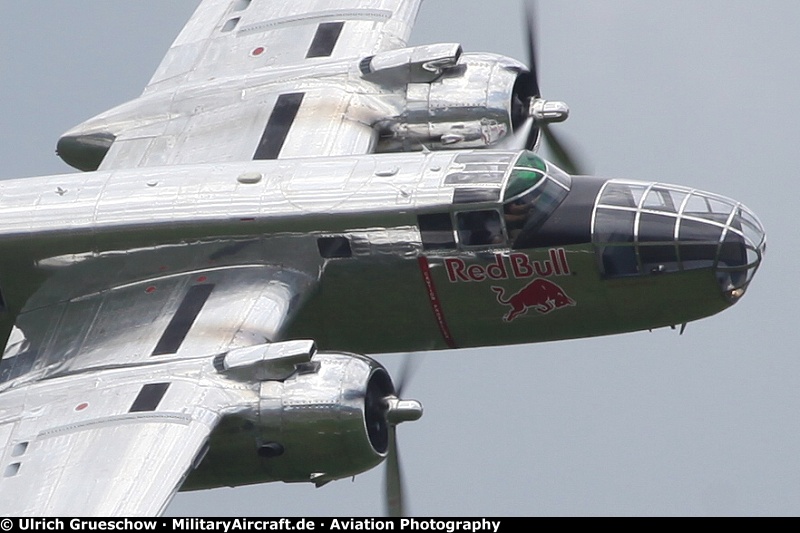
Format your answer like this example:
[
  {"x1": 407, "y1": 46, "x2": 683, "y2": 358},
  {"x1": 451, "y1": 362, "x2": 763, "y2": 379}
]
[{"x1": 1, "y1": 0, "x2": 798, "y2": 517}]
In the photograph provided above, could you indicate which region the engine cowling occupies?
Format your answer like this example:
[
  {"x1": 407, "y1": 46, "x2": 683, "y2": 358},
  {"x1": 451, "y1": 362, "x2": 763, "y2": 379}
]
[
  {"x1": 254, "y1": 352, "x2": 397, "y2": 485},
  {"x1": 375, "y1": 52, "x2": 536, "y2": 152},
  {"x1": 183, "y1": 348, "x2": 420, "y2": 491}
]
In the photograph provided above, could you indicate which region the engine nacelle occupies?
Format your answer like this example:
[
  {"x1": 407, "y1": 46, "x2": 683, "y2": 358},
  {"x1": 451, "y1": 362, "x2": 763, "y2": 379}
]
[
  {"x1": 375, "y1": 52, "x2": 535, "y2": 152},
  {"x1": 182, "y1": 349, "x2": 405, "y2": 491},
  {"x1": 254, "y1": 352, "x2": 394, "y2": 485}
]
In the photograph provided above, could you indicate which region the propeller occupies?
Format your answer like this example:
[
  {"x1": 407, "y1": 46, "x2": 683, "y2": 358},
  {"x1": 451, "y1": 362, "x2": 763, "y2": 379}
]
[
  {"x1": 385, "y1": 424, "x2": 404, "y2": 517},
  {"x1": 524, "y1": 0, "x2": 541, "y2": 100},
  {"x1": 382, "y1": 355, "x2": 423, "y2": 517},
  {"x1": 508, "y1": 1, "x2": 587, "y2": 175},
  {"x1": 540, "y1": 124, "x2": 585, "y2": 176}
]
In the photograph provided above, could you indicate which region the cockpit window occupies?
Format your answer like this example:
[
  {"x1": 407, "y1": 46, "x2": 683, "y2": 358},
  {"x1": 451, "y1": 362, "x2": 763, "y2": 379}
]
[
  {"x1": 440, "y1": 151, "x2": 573, "y2": 250},
  {"x1": 592, "y1": 180, "x2": 767, "y2": 294},
  {"x1": 502, "y1": 152, "x2": 571, "y2": 243},
  {"x1": 642, "y1": 187, "x2": 685, "y2": 213},
  {"x1": 446, "y1": 153, "x2": 514, "y2": 185},
  {"x1": 456, "y1": 209, "x2": 504, "y2": 246},
  {"x1": 504, "y1": 152, "x2": 547, "y2": 199}
]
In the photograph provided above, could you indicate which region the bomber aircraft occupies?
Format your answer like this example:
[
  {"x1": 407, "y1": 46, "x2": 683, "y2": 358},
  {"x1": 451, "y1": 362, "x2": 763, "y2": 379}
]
[{"x1": 0, "y1": 0, "x2": 765, "y2": 516}]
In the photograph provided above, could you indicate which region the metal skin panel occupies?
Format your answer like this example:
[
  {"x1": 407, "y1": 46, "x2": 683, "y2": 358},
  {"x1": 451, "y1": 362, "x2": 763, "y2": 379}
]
[
  {"x1": 289, "y1": 244, "x2": 733, "y2": 355},
  {"x1": 3, "y1": 257, "x2": 318, "y2": 387},
  {"x1": 423, "y1": 245, "x2": 729, "y2": 349}
]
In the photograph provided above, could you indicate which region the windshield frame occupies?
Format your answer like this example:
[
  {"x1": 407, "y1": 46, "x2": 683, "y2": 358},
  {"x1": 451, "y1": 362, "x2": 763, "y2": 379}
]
[{"x1": 502, "y1": 152, "x2": 572, "y2": 245}]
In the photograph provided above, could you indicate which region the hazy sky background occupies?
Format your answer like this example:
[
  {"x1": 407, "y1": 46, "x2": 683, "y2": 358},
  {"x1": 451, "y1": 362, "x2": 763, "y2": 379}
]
[{"x1": 1, "y1": 0, "x2": 798, "y2": 517}]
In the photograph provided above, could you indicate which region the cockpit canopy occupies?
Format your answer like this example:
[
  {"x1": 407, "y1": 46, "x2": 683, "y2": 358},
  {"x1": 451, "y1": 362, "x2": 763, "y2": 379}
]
[
  {"x1": 423, "y1": 151, "x2": 572, "y2": 250},
  {"x1": 419, "y1": 151, "x2": 572, "y2": 251},
  {"x1": 593, "y1": 180, "x2": 766, "y2": 297},
  {"x1": 501, "y1": 152, "x2": 571, "y2": 243}
]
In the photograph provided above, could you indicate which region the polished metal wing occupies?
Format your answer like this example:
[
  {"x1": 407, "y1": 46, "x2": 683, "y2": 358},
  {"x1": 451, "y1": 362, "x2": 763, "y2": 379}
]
[
  {"x1": 58, "y1": 0, "x2": 425, "y2": 171},
  {"x1": 1, "y1": 250, "x2": 318, "y2": 385},
  {"x1": 146, "y1": 0, "x2": 424, "y2": 92},
  {"x1": 0, "y1": 360, "x2": 234, "y2": 516},
  {"x1": 0, "y1": 258, "x2": 318, "y2": 515}
]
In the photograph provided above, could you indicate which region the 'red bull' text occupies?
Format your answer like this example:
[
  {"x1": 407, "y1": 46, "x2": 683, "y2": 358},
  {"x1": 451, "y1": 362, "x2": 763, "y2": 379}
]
[{"x1": 444, "y1": 248, "x2": 570, "y2": 283}]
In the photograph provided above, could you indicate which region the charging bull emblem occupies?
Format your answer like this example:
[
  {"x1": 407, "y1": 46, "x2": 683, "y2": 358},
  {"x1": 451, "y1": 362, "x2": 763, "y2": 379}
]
[{"x1": 491, "y1": 279, "x2": 575, "y2": 322}]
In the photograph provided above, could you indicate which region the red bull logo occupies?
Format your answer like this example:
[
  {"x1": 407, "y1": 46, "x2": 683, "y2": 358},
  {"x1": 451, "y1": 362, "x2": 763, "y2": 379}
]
[
  {"x1": 444, "y1": 248, "x2": 570, "y2": 283},
  {"x1": 436, "y1": 249, "x2": 576, "y2": 322},
  {"x1": 491, "y1": 279, "x2": 576, "y2": 322}
]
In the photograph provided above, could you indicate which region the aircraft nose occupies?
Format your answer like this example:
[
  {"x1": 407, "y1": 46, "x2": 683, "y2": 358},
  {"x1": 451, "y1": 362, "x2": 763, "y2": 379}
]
[
  {"x1": 715, "y1": 201, "x2": 766, "y2": 301},
  {"x1": 592, "y1": 181, "x2": 766, "y2": 301}
]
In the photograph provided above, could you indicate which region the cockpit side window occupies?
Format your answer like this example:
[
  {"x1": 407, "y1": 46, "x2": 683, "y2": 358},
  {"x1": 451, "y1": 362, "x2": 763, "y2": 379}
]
[
  {"x1": 456, "y1": 210, "x2": 504, "y2": 247},
  {"x1": 418, "y1": 213, "x2": 457, "y2": 250}
]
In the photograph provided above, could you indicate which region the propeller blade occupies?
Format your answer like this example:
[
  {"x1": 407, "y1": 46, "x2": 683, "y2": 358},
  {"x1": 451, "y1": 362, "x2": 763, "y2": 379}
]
[
  {"x1": 382, "y1": 356, "x2": 423, "y2": 517},
  {"x1": 541, "y1": 124, "x2": 587, "y2": 176},
  {"x1": 524, "y1": 0, "x2": 541, "y2": 98},
  {"x1": 526, "y1": 123, "x2": 541, "y2": 152},
  {"x1": 384, "y1": 425, "x2": 405, "y2": 517},
  {"x1": 393, "y1": 353, "x2": 422, "y2": 397},
  {"x1": 518, "y1": 1, "x2": 592, "y2": 168},
  {"x1": 498, "y1": 116, "x2": 535, "y2": 151}
]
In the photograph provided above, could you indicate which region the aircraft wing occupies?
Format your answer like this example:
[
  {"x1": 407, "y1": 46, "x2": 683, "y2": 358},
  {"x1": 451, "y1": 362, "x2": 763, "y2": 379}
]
[
  {"x1": 0, "y1": 361, "x2": 229, "y2": 516},
  {"x1": 61, "y1": 0, "x2": 426, "y2": 170},
  {"x1": 0, "y1": 254, "x2": 319, "y2": 515},
  {"x1": 145, "y1": 0, "x2": 424, "y2": 93}
]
